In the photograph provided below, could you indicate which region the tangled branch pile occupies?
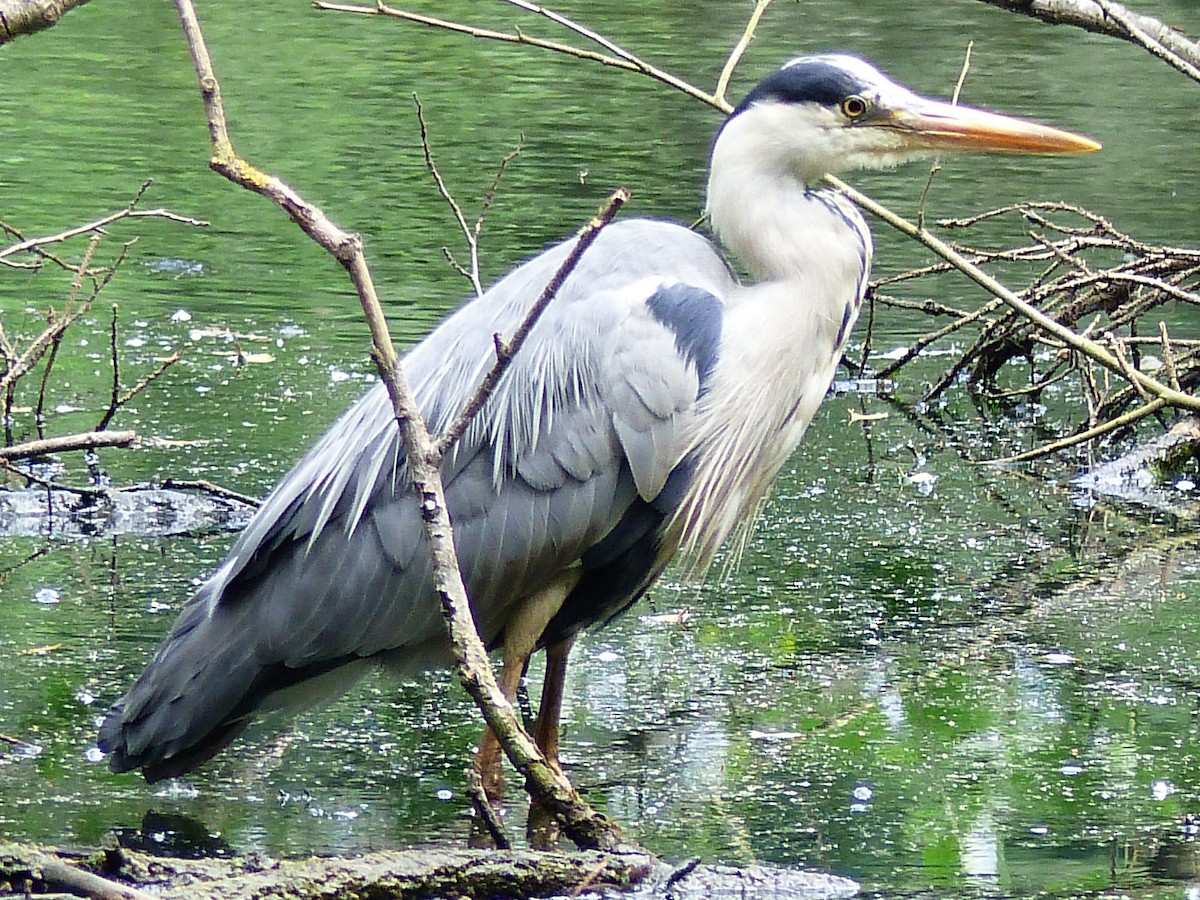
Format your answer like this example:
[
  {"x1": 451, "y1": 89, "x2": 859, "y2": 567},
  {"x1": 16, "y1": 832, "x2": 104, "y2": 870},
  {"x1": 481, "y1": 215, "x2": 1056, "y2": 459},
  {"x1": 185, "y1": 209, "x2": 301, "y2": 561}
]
[{"x1": 869, "y1": 202, "x2": 1200, "y2": 458}]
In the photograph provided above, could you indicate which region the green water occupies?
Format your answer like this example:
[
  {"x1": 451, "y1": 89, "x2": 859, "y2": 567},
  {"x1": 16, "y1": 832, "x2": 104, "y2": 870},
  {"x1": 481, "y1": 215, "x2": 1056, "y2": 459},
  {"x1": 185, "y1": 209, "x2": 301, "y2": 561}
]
[{"x1": 3, "y1": 1, "x2": 1200, "y2": 897}]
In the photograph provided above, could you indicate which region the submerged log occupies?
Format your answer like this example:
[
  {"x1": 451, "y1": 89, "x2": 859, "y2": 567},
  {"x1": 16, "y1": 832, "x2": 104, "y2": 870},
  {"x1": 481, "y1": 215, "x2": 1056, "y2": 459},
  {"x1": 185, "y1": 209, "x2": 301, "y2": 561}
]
[
  {"x1": 0, "y1": 840, "x2": 860, "y2": 899},
  {"x1": 1072, "y1": 416, "x2": 1200, "y2": 517},
  {"x1": 0, "y1": 486, "x2": 254, "y2": 538}
]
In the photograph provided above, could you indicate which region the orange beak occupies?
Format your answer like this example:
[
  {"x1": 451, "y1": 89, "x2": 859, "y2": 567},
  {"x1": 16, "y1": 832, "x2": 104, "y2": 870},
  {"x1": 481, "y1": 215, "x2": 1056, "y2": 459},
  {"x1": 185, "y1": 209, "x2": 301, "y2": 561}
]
[{"x1": 883, "y1": 97, "x2": 1101, "y2": 154}]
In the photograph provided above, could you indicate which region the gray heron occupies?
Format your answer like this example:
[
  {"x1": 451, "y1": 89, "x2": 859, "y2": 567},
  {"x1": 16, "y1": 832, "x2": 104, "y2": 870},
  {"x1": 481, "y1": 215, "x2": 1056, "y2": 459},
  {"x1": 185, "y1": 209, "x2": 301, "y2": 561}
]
[{"x1": 99, "y1": 54, "x2": 1097, "y2": 829}]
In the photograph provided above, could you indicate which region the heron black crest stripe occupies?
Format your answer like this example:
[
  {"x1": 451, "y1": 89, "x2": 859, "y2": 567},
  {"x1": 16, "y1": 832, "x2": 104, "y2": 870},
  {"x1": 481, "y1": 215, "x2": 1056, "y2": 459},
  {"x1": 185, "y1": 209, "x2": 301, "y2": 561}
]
[{"x1": 732, "y1": 59, "x2": 866, "y2": 117}]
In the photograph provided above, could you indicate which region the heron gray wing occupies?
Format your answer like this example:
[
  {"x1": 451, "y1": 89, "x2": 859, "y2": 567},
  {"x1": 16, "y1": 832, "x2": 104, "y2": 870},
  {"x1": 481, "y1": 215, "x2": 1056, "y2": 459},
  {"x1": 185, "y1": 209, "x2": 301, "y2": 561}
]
[
  {"x1": 100, "y1": 219, "x2": 735, "y2": 777},
  {"x1": 287, "y1": 252, "x2": 733, "y2": 662}
]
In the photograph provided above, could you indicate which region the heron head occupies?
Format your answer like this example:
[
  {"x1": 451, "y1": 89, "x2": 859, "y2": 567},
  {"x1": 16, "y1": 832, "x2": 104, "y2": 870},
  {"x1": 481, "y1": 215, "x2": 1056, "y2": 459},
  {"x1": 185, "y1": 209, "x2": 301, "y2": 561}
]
[{"x1": 718, "y1": 54, "x2": 1100, "y2": 183}]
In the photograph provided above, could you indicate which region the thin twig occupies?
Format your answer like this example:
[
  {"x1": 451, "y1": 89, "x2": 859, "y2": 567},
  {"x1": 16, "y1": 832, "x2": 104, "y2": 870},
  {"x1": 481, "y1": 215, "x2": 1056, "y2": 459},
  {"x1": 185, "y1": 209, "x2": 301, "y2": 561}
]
[
  {"x1": 856, "y1": 286, "x2": 877, "y2": 376},
  {"x1": 432, "y1": 188, "x2": 630, "y2": 461},
  {"x1": 1053, "y1": 269, "x2": 1200, "y2": 306},
  {"x1": 474, "y1": 137, "x2": 524, "y2": 260},
  {"x1": 0, "y1": 545, "x2": 52, "y2": 582},
  {"x1": 992, "y1": 397, "x2": 1169, "y2": 464},
  {"x1": 1159, "y1": 321, "x2": 1181, "y2": 391},
  {"x1": 0, "y1": 320, "x2": 17, "y2": 366},
  {"x1": 99, "y1": 304, "x2": 121, "y2": 431},
  {"x1": 160, "y1": 477, "x2": 262, "y2": 508},
  {"x1": 117, "y1": 353, "x2": 181, "y2": 409},
  {"x1": 714, "y1": 0, "x2": 773, "y2": 106},
  {"x1": 499, "y1": 0, "x2": 638, "y2": 63},
  {"x1": 413, "y1": 93, "x2": 482, "y2": 296},
  {"x1": 917, "y1": 41, "x2": 972, "y2": 230},
  {"x1": 34, "y1": 320, "x2": 63, "y2": 440},
  {"x1": 315, "y1": 0, "x2": 723, "y2": 109}
]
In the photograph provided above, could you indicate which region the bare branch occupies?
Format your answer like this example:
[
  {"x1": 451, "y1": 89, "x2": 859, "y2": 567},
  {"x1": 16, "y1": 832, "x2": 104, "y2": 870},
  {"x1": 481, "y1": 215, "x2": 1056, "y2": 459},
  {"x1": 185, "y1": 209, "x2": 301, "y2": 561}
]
[
  {"x1": 160, "y1": 477, "x2": 262, "y2": 508},
  {"x1": 1107, "y1": 331, "x2": 1153, "y2": 403},
  {"x1": 972, "y1": 0, "x2": 1200, "y2": 82},
  {"x1": 38, "y1": 850, "x2": 158, "y2": 900},
  {"x1": 499, "y1": 0, "x2": 638, "y2": 62},
  {"x1": 1091, "y1": 0, "x2": 1200, "y2": 81},
  {"x1": 0, "y1": 430, "x2": 137, "y2": 461},
  {"x1": 0, "y1": 0, "x2": 94, "y2": 45},
  {"x1": 315, "y1": 0, "x2": 724, "y2": 109},
  {"x1": 917, "y1": 41, "x2": 973, "y2": 230},
  {"x1": 413, "y1": 101, "x2": 522, "y2": 295},
  {"x1": 0, "y1": 206, "x2": 208, "y2": 266}
]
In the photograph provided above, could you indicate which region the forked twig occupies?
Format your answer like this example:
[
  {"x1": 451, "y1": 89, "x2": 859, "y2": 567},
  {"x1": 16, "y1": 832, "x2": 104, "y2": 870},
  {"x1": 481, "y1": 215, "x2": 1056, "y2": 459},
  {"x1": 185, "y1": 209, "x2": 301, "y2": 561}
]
[
  {"x1": 714, "y1": 0, "x2": 773, "y2": 106},
  {"x1": 315, "y1": 0, "x2": 723, "y2": 108},
  {"x1": 432, "y1": 188, "x2": 630, "y2": 461},
  {"x1": 412, "y1": 94, "x2": 524, "y2": 296},
  {"x1": 413, "y1": 93, "x2": 482, "y2": 296}
]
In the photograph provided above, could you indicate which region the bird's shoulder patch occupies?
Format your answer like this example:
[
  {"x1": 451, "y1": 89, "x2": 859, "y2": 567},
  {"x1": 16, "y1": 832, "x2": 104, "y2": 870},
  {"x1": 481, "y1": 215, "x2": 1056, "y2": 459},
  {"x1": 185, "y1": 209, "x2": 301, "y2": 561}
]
[{"x1": 644, "y1": 282, "x2": 724, "y2": 392}]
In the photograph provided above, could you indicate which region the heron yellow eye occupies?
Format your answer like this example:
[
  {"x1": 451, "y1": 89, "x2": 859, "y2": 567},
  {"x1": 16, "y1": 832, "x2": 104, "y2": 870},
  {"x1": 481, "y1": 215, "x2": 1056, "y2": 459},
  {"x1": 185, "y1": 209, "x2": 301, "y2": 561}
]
[{"x1": 841, "y1": 95, "x2": 870, "y2": 119}]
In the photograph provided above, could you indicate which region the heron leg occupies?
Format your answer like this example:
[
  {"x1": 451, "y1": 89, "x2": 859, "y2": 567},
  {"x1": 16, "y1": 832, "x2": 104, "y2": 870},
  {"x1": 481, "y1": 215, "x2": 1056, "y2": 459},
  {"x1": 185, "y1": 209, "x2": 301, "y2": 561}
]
[
  {"x1": 469, "y1": 571, "x2": 579, "y2": 848},
  {"x1": 527, "y1": 634, "x2": 575, "y2": 849},
  {"x1": 471, "y1": 642, "x2": 526, "y2": 815}
]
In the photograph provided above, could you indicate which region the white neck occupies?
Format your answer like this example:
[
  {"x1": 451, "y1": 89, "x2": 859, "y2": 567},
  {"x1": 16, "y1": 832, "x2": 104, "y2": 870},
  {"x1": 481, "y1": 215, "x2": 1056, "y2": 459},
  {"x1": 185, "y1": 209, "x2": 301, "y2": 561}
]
[
  {"x1": 667, "y1": 106, "x2": 876, "y2": 570},
  {"x1": 705, "y1": 107, "x2": 872, "y2": 289}
]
